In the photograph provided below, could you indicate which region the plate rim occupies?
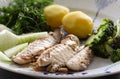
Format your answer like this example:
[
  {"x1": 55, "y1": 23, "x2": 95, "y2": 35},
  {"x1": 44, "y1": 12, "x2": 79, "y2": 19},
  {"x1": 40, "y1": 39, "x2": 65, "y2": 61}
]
[
  {"x1": 0, "y1": 0, "x2": 120, "y2": 78},
  {"x1": 0, "y1": 61, "x2": 120, "y2": 78}
]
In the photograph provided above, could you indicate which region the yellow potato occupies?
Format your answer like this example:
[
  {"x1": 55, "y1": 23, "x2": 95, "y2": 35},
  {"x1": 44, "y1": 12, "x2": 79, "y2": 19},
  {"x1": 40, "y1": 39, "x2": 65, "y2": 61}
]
[
  {"x1": 62, "y1": 11, "x2": 94, "y2": 38},
  {"x1": 44, "y1": 4, "x2": 69, "y2": 28}
]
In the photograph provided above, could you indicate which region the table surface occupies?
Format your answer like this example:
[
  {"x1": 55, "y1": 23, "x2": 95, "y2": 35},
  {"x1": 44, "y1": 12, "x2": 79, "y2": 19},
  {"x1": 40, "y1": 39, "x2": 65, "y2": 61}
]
[{"x1": 0, "y1": 69, "x2": 120, "y2": 79}]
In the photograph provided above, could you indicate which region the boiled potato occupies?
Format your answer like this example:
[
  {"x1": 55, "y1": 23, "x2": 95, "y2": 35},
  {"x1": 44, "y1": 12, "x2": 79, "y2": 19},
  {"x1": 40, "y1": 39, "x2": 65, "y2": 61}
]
[
  {"x1": 44, "y1": 4, "x2": 69, "y2": 28},
  {"x1": 62, "y1": 11, "x2": 94, "y2": 38}
]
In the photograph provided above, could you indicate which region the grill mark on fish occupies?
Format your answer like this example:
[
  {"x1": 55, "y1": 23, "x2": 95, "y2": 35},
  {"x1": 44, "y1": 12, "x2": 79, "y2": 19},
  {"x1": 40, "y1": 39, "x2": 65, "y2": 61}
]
[
  {"x1": 66, "y1": 46, "x2": 93, "y2": 71},
  {"x1": 36, "y1": 34, "x2": 80, "y2": 72}
]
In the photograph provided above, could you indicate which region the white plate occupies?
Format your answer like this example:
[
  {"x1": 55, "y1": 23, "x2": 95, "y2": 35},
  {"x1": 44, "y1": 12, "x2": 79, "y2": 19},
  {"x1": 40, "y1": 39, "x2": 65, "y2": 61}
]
[{"x1": 0, "y1": 0, "x2": 120, "y2": 78}]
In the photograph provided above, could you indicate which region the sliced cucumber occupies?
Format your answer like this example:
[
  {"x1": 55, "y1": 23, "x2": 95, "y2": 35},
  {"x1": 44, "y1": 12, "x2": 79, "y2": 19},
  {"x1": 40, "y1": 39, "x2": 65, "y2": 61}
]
[
  {"x1": 0, "y1": 30, "x2": 48, "y2": 51},
  {"x1": 4, "y1": 43, "x2": 28, "y2": 58},
  {"x1": 0, "y1": 30, "x2": 18, "y2": 51},
  {"x1": 0, "y1": 24, "x2": 12, "y2": 32},
  {"x1": 17, "y1": 32, "x2": 48, "y2": 44},
  {"x1": 0, "y1": 51, "x2": 11, "y2": 62}
]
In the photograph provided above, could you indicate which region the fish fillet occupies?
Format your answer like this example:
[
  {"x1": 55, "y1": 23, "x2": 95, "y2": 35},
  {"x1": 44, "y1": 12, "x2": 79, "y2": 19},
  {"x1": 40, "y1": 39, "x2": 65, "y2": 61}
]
[
  {"x1": 36, "y1": 34, "x2": 80, "y2": 72},
  {"x1": 13, "y1": 29, "x2": 62, "y2": 64},
  {"x1": 66, "y1": 46, "x2": 93, "y2": 71}
]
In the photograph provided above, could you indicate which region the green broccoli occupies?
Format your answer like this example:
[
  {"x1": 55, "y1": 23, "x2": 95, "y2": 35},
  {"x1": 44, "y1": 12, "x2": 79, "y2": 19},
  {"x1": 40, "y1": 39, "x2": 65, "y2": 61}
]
[
  {"x1": 85, "y1": 19, "x2": 114, "y2": 47},
  {"x1": 85, "y1": 19, "x2": 114, "y2": 58},
  {"x1": 109, "y1": 19, "x2": 120, "y2": 62},
  {"x1": 110, "y1": 49, "x2": 120, "y2": 62},
  {"x1": 92, "y1": 41, "x2": 113, "y2": 58},
  {"x1": 110, "y1": 19, "x2": 120, "y2": 49},
  {"x1": 86, "y1": 18, "x2": 120, "y2": 62}
]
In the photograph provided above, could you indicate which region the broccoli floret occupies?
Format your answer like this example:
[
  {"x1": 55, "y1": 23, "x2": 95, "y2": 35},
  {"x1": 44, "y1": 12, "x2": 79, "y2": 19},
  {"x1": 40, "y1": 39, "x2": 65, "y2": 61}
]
[
  {"x1": 85, "y1": 19, "x2": 114, "y2": 48},
  {"x1": 93, "y1": 41, "x2": 113, "y2": 58},
  {"x1": 86, "y1": 18, "x2": 120, "y2": 62},
  {"x1": 111, "y1": 19, "x2": 120, "y2": 49},
  {"x1": 109, "y1": 19, "x2": 120, "y2": 62},
  {"x1": 93, "y1": 43, "x2": 109, "y2": 58},
  {"x1": 110, "y1": 49, "x2": 120, "y2": 62},
  {"x1": 85, "y1": 19, "x2": 114, "y2": 57}
]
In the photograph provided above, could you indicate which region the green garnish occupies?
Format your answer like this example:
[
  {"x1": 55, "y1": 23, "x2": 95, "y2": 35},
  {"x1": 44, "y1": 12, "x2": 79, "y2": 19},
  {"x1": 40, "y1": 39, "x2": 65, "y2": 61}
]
[{"x1": 0, "y1": 0, "x2": 53, "y2": 35}]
